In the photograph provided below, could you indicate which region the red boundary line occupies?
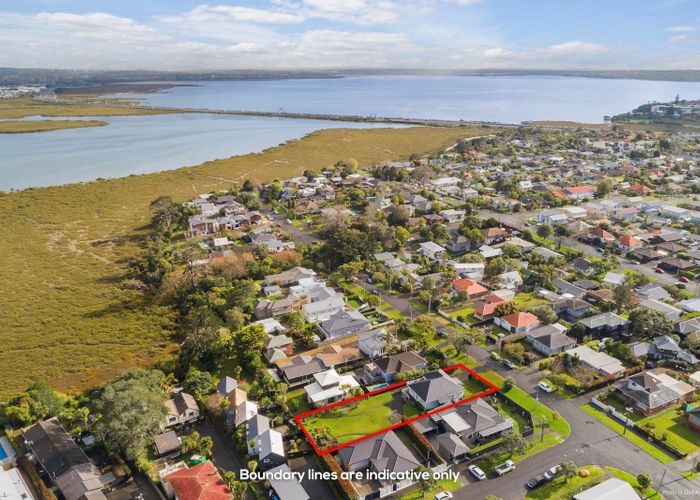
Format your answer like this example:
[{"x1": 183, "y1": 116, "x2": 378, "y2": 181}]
[{"x1": 293, "y1": 363, "x2": 500, "y2": 456}]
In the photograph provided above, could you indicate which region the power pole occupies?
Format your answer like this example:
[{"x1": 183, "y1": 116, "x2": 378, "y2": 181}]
[{"x1": 655, "y1": 469, "x2": 666, "y2": 494}]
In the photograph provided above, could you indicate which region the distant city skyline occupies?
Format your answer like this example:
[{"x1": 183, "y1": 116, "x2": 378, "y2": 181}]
[{"x1": 0, "y1": 0, "x2": 698, "y2": 70}]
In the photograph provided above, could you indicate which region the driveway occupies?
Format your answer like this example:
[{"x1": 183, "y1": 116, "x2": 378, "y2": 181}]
[
  {"x1": 195, "y1": 419, "x2": 245, "y2": 475},
  {"x1": 262, "y1": 208, "x2": 320, "y2": 244}
]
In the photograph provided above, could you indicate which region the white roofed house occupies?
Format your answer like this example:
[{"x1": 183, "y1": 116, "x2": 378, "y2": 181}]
[
  {"x1": 302, "y1": 286, "x2": 345, "y2": 322},
  {"x1": 418, "y1": 241, "x2": 446, "y2": 260},
  {"x1": 304, "y1": 368, "x2": 360, "y2": 408},
  {"x1": 359, "y1": 328, "x2": 389, "y2": 358}
]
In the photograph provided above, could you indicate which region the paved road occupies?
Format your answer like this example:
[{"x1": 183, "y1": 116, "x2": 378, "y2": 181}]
[{"x1": 262, "y1": 208, "x2": 320, "y2": 244}]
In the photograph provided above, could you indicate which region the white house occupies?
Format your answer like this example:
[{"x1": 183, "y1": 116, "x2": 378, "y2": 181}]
[
  {"x1": 304, "y1": 369, "x2": 360, "y2": 408},
  {"x1": 419, "y1": 241, "x2": 446, "y2": 260}
]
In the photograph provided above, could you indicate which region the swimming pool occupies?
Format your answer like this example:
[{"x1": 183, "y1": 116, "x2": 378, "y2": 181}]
[
  {"x1": 369, "y1": 383, "x2": 390, "y2": 391},
  {"x1": 0, "y1": 436, "x2": 15, "y2": 464}
]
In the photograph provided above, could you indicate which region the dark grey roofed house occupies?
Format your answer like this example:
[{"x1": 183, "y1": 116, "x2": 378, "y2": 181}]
[
  {"x1": 552, "y1": 278, "x2": 587, "y2": 298},
  {"x1": 649, "y1": 335, "x2": 699, "y2": 365},
  {"x1": 279, "y1": 355, "x2": 327, "y2": 386},
  {"x1": 572, "y1": 279, "x2": 598, "y2": 290},
  {"x1": 24, "y1": 418, "x2": 104, "y2": 500},
  {"x1": 363, "y1": 352, "x2": 428, "y2": 383},
  {"x1": 432, "y1": 398, "x2": 513, "y2": 444},
  {"x1": 436, "y1": 433, "x2": 470, "y2": 462},
  {"x1": 266, "y1": 464, "x2": 310, "y2": 500},
  {"x1": 337, "y1": 431, "x2": 420, "y2": 480},
  {"x1": 527, "y1": 324, "x2": 576, "y2": 356},
  {"x1": 216, "y1": 376, "x2": 238, "y2": 395},
  {"x1": 628, "y1": 341, "x2": 650, "y2": 359},
  {"x1": 153, "y1": 431, "x2": 181, "y2": 458},
  {"x1": 578, "y1": 312, "x2": 629, "y2": 339},
  {"x1": 572, "y1": 257, "x2": 596, "y2": 275},
  {"x1": 258, "y1": 429, "x2": 286, "y2": 471},
  {"x1": 405, "y1": 370, "x2": 463, "y2": 410},
  {"x1": 246, "y1": 414, "x2": 271, "y2": 454},
  {"x1": 637, "y1": 284, "x2": 670, "y2": 302}
]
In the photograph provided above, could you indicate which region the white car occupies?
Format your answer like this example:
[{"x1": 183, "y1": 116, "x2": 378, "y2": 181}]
[
  {"x1": 434, "y1": 493, "x2": 454, "y2": 500},
  {"x1": 468, "y1": 465, "x2": 486, "y2": 481},
  {"x1": 537, "y1": 381, "x2": 554, "y2": 393}
]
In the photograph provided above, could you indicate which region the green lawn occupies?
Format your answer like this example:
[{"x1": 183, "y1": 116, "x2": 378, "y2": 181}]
[
  {"x1": 399, "y1": 479, "x2": 461, "y2": 500},
  {"x1": 446, "y1": 305, "x2": 475, "y2": 320},
  {"x1": 637, "y1": 406, "x2": 700, "y2": 456},
  {"x1": 480, "y1": 370, "x2": 571, "y2": 438},
  {"x1": 287, "y1": 388, "x2": 311, "y2": 415},
  {"x1": 580, "y1": 404, "x2": 675, "y2": 463},
  {"x1": 481, "y1": 433, "x2": 562, "y2": 474},
  {"x1": 514, "y1": 292, "x2": 548, "y2": 309},
  {"x1": 525, "y1": 465, "x2": 605, "y2": 500},
  {"x1": 605, "y1": 467, "x2": 663, "y2": 500},
  {"x1": 463, "y1": 376, "x2": 490, "y2": 398},
  {"x1": 439, "y1": 345, "x2": 480, "y2": 369}
]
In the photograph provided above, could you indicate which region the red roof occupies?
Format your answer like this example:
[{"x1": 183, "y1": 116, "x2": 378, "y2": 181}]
[
  {"x1": 590, "y1": 227, "x2": 614, "y2": 239},
  {"x1": 619, "y1": 235, "x2": 642, "y2": 247},
  {"x1": 473, "y1": 294, "x2": 505, "y2": 317},
  {"x1": 452, "y1": 278, "x2": 488, "y2": 296},
  {"x1": 565, "y1": 185, "x2": 595, "y2": 194},
  {"x1": 164, "y1": 462, "x2": 232, "y2": 500},
  {"x1": 500, "y1": 312, "x2": 540, "y2": 328},
  {"x1": 629, "y1": 184, "x2": 651, "y2": 194}
]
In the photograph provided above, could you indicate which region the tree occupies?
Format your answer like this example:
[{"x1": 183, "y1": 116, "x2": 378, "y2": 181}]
[
  {"x1": 228, "y1": 324, "x2": 267, "y2": 371},
  {"x1": 93, "y1": 369, "x2": 167, "y2": 462},
  {"x1": 561, "y1": 461, "x2": 579, "y2": 482},
  {"x1": 503, "y1": 344, "x2": 525, "y2": 364},
  {"x1": 530, "y1": 304, "x2": 558, "y2": 325},
  {"x1": 629, "y1": 308, "x2": 673, "y2": 339},
  {"x1": 184, "y1": 368, "x2": 215, "y2": 402},
  {"x1": 220, "y1": 470, "x2": 247, "y2": 498},
  {"x1": 3, "y1": 382, "x2": 67, "y2": 426},
  {"x1": 503, "y1": 432, "x2": 526, "y2": 456},
  {"x1": 637, "y1": 472, "x2": 652, "y2": 490},
  {"x1": 415, "y1": 465, "x2": 436, "y2": 496},
  {"x1": 537, "y1": 224, "x2": 553, "y2": 239},
  {"x1": 503, "y1": 376, "x2": 515, "y2": 391},
  {"x1": 596, "y1": 179, "x2": 612, "y2": 198},
  {"x1": 494, "y1": 301, "x2": 518, "y2": 318},
  {"x1": 395, "y1": 226, "x2": 410, "y2": 246},
  {"x1": 150, "y1": 196, "x2": 179, "y2": 232},
  {"x1": 613, "y1": 281, "x2": 636, "y2": 313}
]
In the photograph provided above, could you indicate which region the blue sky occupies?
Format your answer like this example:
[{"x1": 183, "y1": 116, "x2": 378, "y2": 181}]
[{"x1": 0, "y1": 0, "x2": 698, "y2": 69}]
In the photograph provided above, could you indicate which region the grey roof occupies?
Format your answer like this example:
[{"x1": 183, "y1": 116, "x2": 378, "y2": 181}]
[
  {"x1": 573, "y1": 478, "x2": 641, "y2": 500},
  {"x1": 650, "y1": 335, "x2": 698, "y2": 364},
  {"x1": 675, "y1": 317, "x2": 700, "y2": 335},
  {"x1": 435, "y1": 398, "x2": 513, "y2": 438},
  {"x1": 216, "y1": 376, "x2": 238, "y2": 395},
  {"x1": 408, "y1": 370, "x2": 463, "y2": 405},
  {"x1": 320, "y1": 309, "x2": 370, "y2": 336},
  {"x1": 280, "y1": 357, "x2": 327, "y2": 381},
  {"x1": 572, "y1": 279, "x2": 598, "y2": 290},
  {"x1": 628, "y1": 341, "x2": 650, "y2": 358},
  {"x1": 168, "y1": 392, "x2": 198, "y2": 416},
  {"x1": 266, "y1": 464, "x2": 310, "y2": 500},
  {"x1": 247, "y1": 414, "x2": 270, "y2": 441},
  {"x1": 531, "y1": 331, "x2": 576, "y2": 350},
  {"x1": 372, "y1": 352, "x2": 427, "y2": 376},
  {"x1": 154, "y1": 431, "x2": 180, "y2": 456},
  {"x1": 578, "y1": 312, "x2": 628, "y2": 329},
  {"x1": 258, "y1": 429, "x2": 285, "y2": 460},
  {"x1": 24, "y1": 418, "x2": 91, "y2": 479},
  {"x1": 338, "y1": 431, "x2": 419, "y2": 474},
  {"x1": 552, "y1": 278, "x2": 587, "y2": 298},
  {"x1": 436, "y1": 433, "x2": 470, "y2": 456},
  {"x1": 54, "y1": 463, "x2": 103, "y2": 500}
]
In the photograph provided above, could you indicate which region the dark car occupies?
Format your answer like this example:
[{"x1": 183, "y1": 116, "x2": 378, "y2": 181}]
[{"x1": 526, "y1": 475, "x2": 547, "y2": 489}]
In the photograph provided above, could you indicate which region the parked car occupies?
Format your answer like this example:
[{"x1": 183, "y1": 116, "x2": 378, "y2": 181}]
[
  {"x1": 434, "y1": 493, "x2": 453, "y2": 500},
  {"x1": 544, "y1": 465, "x2": 562, "y2": 481},
  {"x1": 679, "y1": 276, "x2": 690, "y2": 283},
  {"x1": 490, "y1": 352, "x2": 502, "y2": 361},
  {"x1": 494, "y1": 460, "x2": 515, "y2": 476},
  {"x1": 526, "y1": 474, "x2": 547, "y2": 489},
  {"x1": 655, "y1": 267, "x2": 665, "y2": 274},
  {"x1": 468, "y1": 465, "x2": 486, "y2": 481},
  {"x1": 285, "y1": 219, "x2": 292, "y2": 224},
  {"x1": 537, "y1": 381, "x2": 554, "y2": 393},
  {"x1": 596, "y1": 247, "x2": 605, "y2": 253},
  {"x1": 502, "y1": 359, "x2": 516, "y2": 369}
]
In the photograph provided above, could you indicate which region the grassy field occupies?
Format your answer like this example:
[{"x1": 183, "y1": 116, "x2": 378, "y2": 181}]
[
  {"x1": 0, "y1": 96, "x2": 482, "y2": 399},
  {"x1": 605, "y1": 467, "x2": 663, "y2": 500},
  {"x1": 0, "y1": 96, "x2": 167, "y2": 119},
  {"x1": 525, "y1": 465, "x2": 605, "y2": 500},
  {"x1": 638, "y1": 406, "x2": 700, "y2": 456},
  {"x1": 398, "y1": 479, "x2": 461, "y2": 500},
  {"x1": 580, "y1": 404, "x2": 675, "y2": 463},
  {"x1": 0, "y1": 119, "x2": 108, "y2": 133}
]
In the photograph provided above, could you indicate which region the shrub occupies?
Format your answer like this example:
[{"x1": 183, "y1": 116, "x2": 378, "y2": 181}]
[{"x1": 319, "y1": 454, "x2": 357, "y2": 500}]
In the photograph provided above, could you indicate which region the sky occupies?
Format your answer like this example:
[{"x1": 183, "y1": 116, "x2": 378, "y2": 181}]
[{"x1": 0, "y1": 0, "x2": 699, "y2": 70}]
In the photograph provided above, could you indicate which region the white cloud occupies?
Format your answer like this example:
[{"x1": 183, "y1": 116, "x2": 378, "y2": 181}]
[
  {"x1": 537, "y1": 40, "x2": 610, "y2": 56},
  {"x1": 158, "y1": 5, "x2": 305, "y2": 25},
  {"x1": 669, "y1": 34, "x2": 690, "y2": 42},
  {"x1": 667, "y1": 25, "x2": 696, "y2": 32},
  {"x1": 301, "y1": 0, "x2": 401, "y2": 25},
  {"x1": 442, "y1": 0, "x2": 482, "y2": 5}
]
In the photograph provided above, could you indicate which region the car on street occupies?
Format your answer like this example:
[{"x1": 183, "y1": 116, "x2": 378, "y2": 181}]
[
  {"x1": 596, "y1": 247, "x2": 604, "y2": 253},
  {"x1": 680, "y1": 276, "x2": 690, "y2": 283},
  {"x1": 502, "y1": 359, "x2": 515, "y2": 369},
  {"x1": 655, "y1": 267, "x2": 665, "y2": 274},
  {"x1": 468, "y1": 465, "x2": 486, "y2": 481},
  {"x1": 526, "y1": 474, "x2": 547, "y2": 489},
  {"x1": 494, "y1": 460, "x2": 515, "y2": 476},
  {"x1": 544, "y1": 465, "x2": 562, "y2": 481},
  {"x1": 434, "y1": 493, "x2": 453, "y2": 500},
  {"x1": 285, "y1": 219, "x2": 292, "y2": 224},
  {"x1": 537, "y1": 381, "x2": 554, "y2": 393}
]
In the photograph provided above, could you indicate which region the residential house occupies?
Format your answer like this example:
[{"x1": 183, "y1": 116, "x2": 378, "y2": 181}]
[
  {"x1": 154, "y1": 431, "x2": 181, "y2": 460},
  {"x1": 527, "y1": 324, "x2": 576, "y2": 356},
  {"x1": 363, "y1": 352, "x2": 428, "y2": 383},
  {"x1": 265, "y1": 464, "x2": 310, "y2": 500},
  {"x1": 564, "y1": 185, "x2": 595, "y2": 200},
  {"x1": 279, "y1": 344, "x2": 362, "y2": 386},
  {"x1": 319, "y1": 309, "x2": 370, "y2": 339},
  {"x1": 533, "y1": 247, "x2": 564, "y2": 261},
  {"x1": 648, "y1": 335, "x2": 699, "y2": 365},
  {"x1": 446, "y1": 233, "x2": 471, "y2": 253},
  {"x1": 658, "y1": 258, "x2": 698, "y2": 274},
  {"x1": 494, "y1": 312, "x2": 540, "y2": 335},
  {"x1": 431, "y1": 398, "x2": 513, "y2": 449},
  {"x1": 216, "y1": 376, "x2": 238, "y2": 396},
  {"x1": 418, "y1": 241, "x2": 446, "y2": 260},
  {"x1": 572, "y1": 258, "x2": 597, "y2": 276},
  {"x1": 552, "y1": 278, "x2": 587, "y2": 298},
  {"x1": 573, "y1": 478, "x2": 640, "y2": 500},
  {"x1": 615, "y1": 370, "x2": 695, "y2": 416},
  {"x1": 336, "y1": 431, "x2": 420, "y2": 484},
  {"x1": 639, "y1": 299, "x2": 682, "y2": 320},
  {"x1": 617, "y1": 235, "x2": 643, "y2": 252},
  {"x1": 565, "y1": 345, "x2": 625, "y2": 377},
  {"x1": 162, "y1": 461, "x2": 232, "y2": 500},
  {"x1": 451, "y1": 278, "x2": 488, "y2": 299},
  {"x1": 602, "y1": 272, "x2": 626, "y2": 288},
  {"x1": 675, "y1": 317, "x2": 700, "y2": 337},
  {"x1": 359, "y1": 328, "x2": 389, "y2": 358},
  {"x1": 637, "y1": 284, "x2": 670, "y2": 302},
  {"x1": 481, "y1": 227, "x2": 509, "y2": 245},
  {"x1": 577, "y1": 312, "x2": 629, "y2": 339},
  {"x1": 440, "y1": 209, "x2": 466, "y2": 222},
  {"x1": 264, "y1": 267, "x2": 317, "y2": 287},
  {"x1": 23, "y1": 419, "x2": 107, "y2": 500},
  {"x1": 495, "y1": 271, "x2": 523, "y2": 290},
  {"x1": 164, "y1": 392, "x2": 200, "y2": 430},
  {"x1": 537, "y1": 210, "x2": 567, "y2": 225},
  {"x1": 689, "y1": 406, "x2": 700, "y2": 432},
  {"x1": 550, "y1": 297, "x2": 592, "y2": 322},
  {"x1": 303, "y1": 288, "x2": 346, "y2": 323},
  {"x1": 404, "y1": 370, "x2": 464, "y2": 410},
  {"x1": 304, "y1": 368, "x2": 360, "y2": 408},
  {"x1": 472, "y1": 294, "x2": 507, "y2": 320},
  {"x1": 256, "y1": 430, "x2": 285, "y2": 471},
  {"x1": 234, "y1": 400, "x2": 258, "y2": 428},
  {"x1": 246, "y1": 414, "x2": 270, "y2": 455},
  {"x1": 588, "y1": 227, "x2": 615, "y2": 245}
]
